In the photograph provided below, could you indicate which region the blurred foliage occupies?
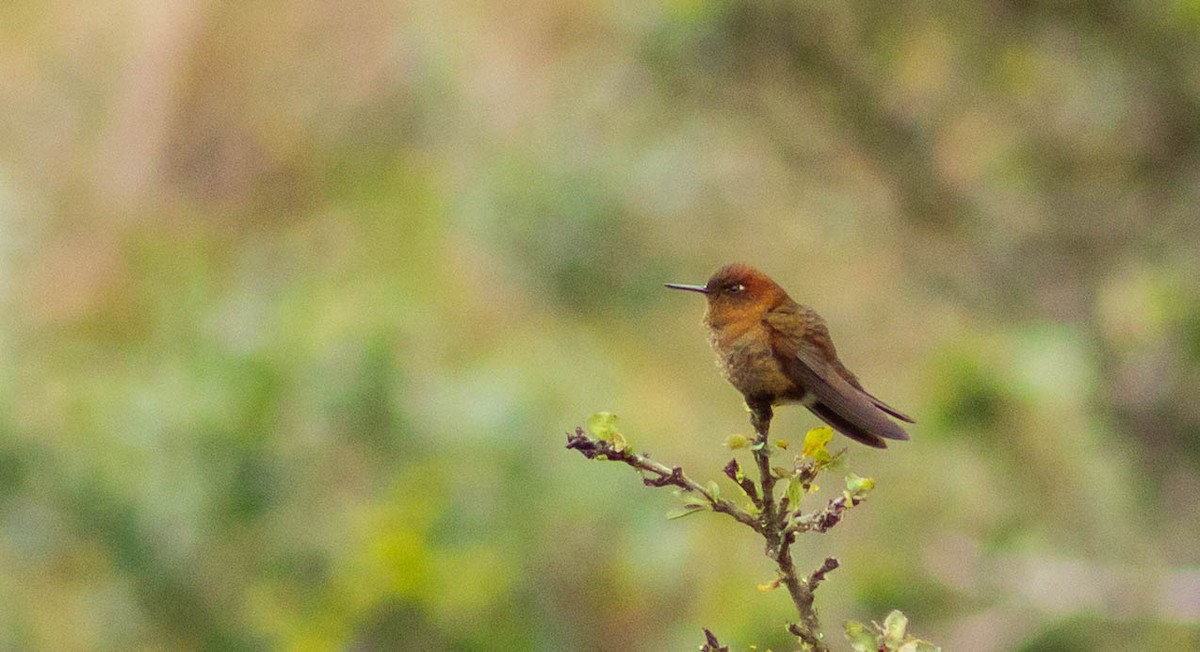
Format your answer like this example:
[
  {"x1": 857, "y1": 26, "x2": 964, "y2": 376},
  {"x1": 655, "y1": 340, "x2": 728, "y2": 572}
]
[
  {"x1": 1, "y1": 0, "x2": 1200, "y2": 650},
  {"x1": 845, "y1": 610, "x2": 938, "y2": 652}
]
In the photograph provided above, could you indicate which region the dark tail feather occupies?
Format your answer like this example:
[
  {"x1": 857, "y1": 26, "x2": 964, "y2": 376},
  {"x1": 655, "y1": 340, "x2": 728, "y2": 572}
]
[
  {"x1": 861, "y1": 390, "x2": 916, "y2": 423},
  {"x1": 810, "y1": 402, "x2": 890, "y2": 449}
]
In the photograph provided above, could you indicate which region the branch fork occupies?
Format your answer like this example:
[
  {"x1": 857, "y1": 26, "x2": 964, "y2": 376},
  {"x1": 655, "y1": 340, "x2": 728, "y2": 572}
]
[{"x1": 567, "y1": 405, "x2": 873, "y2": 651}]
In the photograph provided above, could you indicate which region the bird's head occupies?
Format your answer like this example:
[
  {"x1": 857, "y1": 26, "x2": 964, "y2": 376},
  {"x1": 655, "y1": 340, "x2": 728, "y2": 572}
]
[{"x1": 666, "y1": 264, "x2": 789, "y2": 328}]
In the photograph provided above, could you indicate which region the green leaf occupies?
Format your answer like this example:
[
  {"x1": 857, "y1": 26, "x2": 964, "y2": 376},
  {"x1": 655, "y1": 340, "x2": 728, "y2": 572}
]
[
  {"x1": 675, "y1": 490, "x2": 710, "y2": 507},
  {"x1": 587, "y1": 412, "x2": 629, "y2": 451},
  {"x1": 882, "y1": 610, "x2": 908, "y2": 647},
  {"x1": 786, "y1": 478, "x2": 804, "y2": 508},
  {"x1": 665, "y1": 504, "x2": 707, "y2": 520},
  {"x1": 825, "y1": 449, "x2": 848, "y2": 471},
  {"x1": 706, "y1": 480, "x2": 721, "y2": 501},
  {"x1": 587, "y1": 412, "x2": 620, "y2": 439},
  {"x1": 845, "y1": 473, "x2": 876, "y2": 495},
  {"x1": 844, "y1": 620, "x2": 878, "y2": 652}
]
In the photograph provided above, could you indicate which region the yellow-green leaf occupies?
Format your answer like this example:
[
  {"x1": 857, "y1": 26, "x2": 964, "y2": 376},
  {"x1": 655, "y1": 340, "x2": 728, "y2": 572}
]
[
  {"x1": 844, "y1": 620, "x2": 878, "y2": 652},
  {"x1": 587, "y1": 412, "x2": 620, "y2": 440},
  {"x1": 786, "y1": 479, "x2": 804, "y2": 507},
  {"x1": 802, "y1": 427, "x2": 834, "y2": 462},
  {"x1": 676, "y1": 490, "x2": 710, "y2": 507},
  {"x1": 883, "y1": 609, "x2": 908, "y2": 646},
  {"x1": 666, "y1": 504, "x2": 707, "y2": 520},
  {"x1": 773, "y1": 439, "x2": 789, "y2": 449},
  {"x1": 845, "y1": 473, "x2": 876, "y2": 495}
]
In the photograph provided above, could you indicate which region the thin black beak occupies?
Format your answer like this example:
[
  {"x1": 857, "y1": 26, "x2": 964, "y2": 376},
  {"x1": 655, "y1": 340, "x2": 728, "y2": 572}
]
[{"x1": 664, "y1": 283, "x2": 710, "y2": 294}]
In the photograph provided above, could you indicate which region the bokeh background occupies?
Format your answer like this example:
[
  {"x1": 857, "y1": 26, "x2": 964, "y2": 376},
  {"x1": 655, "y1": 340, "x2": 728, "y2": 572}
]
[{"x1": 3, "y1": 1, "x2": 1200, "y2": 650}]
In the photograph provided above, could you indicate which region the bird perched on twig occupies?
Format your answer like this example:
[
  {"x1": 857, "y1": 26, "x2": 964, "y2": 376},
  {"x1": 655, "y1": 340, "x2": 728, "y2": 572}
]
[{"x1": 667, "y1": 263, "x2": 913, "y2": 448}]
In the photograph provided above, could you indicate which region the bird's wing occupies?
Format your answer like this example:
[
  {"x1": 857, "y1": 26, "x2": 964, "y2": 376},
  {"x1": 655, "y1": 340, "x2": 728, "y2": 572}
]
[
  {"x1": 829, "y1": 356, "x2": 916, "y2": 423},
  {"x1": 764, "y1": 308, "x2": 910, "y2": 445}
]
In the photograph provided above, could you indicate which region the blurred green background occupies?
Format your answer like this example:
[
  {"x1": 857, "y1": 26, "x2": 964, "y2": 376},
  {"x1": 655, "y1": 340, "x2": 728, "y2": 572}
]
[{"x1": 3, "y1": 1, "x2": 1200, "y2": 650}]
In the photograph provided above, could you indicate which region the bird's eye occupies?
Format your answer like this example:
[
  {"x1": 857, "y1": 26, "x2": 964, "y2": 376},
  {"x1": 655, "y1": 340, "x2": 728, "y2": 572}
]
[{"x1": 726, "y1": 283, "x2": 745, "y2": 294}]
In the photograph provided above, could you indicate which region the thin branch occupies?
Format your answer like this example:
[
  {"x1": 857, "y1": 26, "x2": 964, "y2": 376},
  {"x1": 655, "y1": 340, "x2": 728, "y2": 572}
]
[
  {"x1": 567, "y1": 410, "x2": 860, "y2": 651},
  {"x1": 748, "y1": 404, "x2": 783, "y2": 543},
  {"x1": 786, "y1": 492, "x2": 864, "y2": 536},
  {"x1": 785, "y1": 558, "x2": 841, "y2": 645},
  {"x1": 700, "y1": 628, "x2": 729, "y2": 652},
  {"x1": 747, "y1": 402, "x2": 833, "y2": 652},
  {"x1": 565, "y1": 428, "x2": 762, "y2": 532},
  {"x1": 808, "y1": 557, "x2": 840, "y2": 588},
  {"x1": 723, "y1": 458, "x2": 762, "y2": 509}
]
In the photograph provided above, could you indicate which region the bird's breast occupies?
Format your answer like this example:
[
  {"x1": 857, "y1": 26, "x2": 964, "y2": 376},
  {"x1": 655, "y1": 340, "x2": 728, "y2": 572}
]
[{"x1": 707, "y1": 324, "x2": 798, "y2": 402}]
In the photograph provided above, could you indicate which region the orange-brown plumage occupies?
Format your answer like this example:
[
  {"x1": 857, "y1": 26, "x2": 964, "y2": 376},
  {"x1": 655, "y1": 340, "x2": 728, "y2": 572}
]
[{"x1": 667, "y1": 263, "x2": 913, "y2": 448}]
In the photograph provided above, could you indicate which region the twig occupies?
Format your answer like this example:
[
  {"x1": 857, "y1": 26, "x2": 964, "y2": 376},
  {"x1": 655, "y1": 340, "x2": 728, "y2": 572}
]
[
  {"x1": 787, "y1": 492, "x2": 864, "y2": 535},
  {"x1": 700, "y1": 628, "x2": 729, "y2": 652},
  {"x1": 747, "y1": 402, "x2": 834, "y2": 652},
  {"x1": 567, "y1": 409, "x2": 855, "y2": 650},
  {"x1": 723, "y1": 458, "x2": 762, "y2": 509},
  {"x1": 565, "y1": 428, "x2": 761, "y2": 532}
]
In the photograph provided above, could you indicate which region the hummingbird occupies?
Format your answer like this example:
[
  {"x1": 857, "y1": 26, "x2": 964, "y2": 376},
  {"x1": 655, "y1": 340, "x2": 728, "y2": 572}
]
[{"x1": 666, "y1": 264, "x2": 913, "y2": 448}]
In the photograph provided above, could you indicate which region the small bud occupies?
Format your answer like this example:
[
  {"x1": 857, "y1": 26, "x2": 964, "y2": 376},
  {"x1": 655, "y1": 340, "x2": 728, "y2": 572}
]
[
  {"x1": 756, "y1": 577, "x2": 782, "y2": 592},
  {"x1": 724, "y1": 434, "x2": 749, "y2": 449},
  {"x1": 883, "y1": 610, "x2": 909, "y2": 648}
]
